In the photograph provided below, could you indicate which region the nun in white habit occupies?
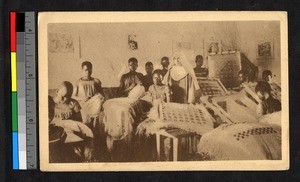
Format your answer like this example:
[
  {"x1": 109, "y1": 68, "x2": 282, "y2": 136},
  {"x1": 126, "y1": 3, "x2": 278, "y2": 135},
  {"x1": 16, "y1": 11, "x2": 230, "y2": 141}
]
[{"x1": 162, "y1": 51, "x2": 200, "y2": 104}]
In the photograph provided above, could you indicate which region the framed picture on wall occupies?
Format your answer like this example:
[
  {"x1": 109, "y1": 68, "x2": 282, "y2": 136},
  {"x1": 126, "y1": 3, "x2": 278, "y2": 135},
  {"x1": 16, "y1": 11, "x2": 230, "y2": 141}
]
[
  {"x1": 128, "y1": 34, "x2": 138, "y2": 50},
  {"x1": 49, "y1": 33, "x2": 75, "y2": 53},
  {"x1": 256, "y1": 39, "x2": 273, "y2": 60},
  {"x1": 204, "y1": 39, "x2": 222, "y2": 57}
]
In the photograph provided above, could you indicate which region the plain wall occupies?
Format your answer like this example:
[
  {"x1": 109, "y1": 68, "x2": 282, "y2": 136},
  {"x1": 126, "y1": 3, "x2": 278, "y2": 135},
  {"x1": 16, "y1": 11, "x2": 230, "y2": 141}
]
[{"x1": 48, "y1": 21, "x2": 280, "y2": 89}]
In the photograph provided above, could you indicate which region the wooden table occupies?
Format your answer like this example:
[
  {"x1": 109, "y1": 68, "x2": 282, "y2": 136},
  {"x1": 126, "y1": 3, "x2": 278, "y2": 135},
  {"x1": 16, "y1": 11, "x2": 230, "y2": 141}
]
[{"x1": 156, "y1": 128, "x2": 198, "y2": 161}]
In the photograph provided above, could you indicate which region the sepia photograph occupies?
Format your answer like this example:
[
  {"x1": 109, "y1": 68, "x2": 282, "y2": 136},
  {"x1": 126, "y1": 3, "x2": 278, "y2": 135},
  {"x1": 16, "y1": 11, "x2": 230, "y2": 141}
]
[{"x1": 38, "y1": 12, "x2": 288, "y2": 171}]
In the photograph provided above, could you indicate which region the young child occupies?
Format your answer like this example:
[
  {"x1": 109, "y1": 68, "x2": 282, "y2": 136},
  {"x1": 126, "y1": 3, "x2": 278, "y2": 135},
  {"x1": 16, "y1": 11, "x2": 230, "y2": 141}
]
[
  {"x1": 53, "y1": 81, "x2": 82, "y2": 121},
  {"x1": 255, "y1": 81, "x2": 281, "y2": 116},
  {"x1": 73, "y1": 61, "x2": 106, "y2": 158},
  {"x1": 73, "y1": 61, "x2": 105, "y2": 126},
  {"x1": 148, "y1": 70, "x2": 171, "y2": 161},
  {"x1": 118, "y1": 57, "x2": 144, "y2": 97},
  {"x1": 262, "y1": 70, "x2": 273, "y2": 83},
  {"x1": 73, "y1": 61, "x2": 105, "y2": 102},
  {"x1": 148, "y1": 70, "x2": 171, "y2": 104},
  {"x1": 193, "y1": 55, "x2": 208, "y2": 77},
  {"x1": 238, "y1": 69, "x2": 249, "y2": 85},
  {"x1": 159, "y1": 57, "x2": 170, "y2": 79},
  {"x1": 49, "y1": 95, "x2": 94, "y2": 162},
  {"x1": 143, "y1": 61, "x2": 154, "y2": 91}
]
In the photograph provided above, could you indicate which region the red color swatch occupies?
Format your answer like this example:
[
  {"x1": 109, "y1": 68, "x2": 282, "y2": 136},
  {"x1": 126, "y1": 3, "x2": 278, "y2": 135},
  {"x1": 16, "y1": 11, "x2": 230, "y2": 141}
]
[{"x1": 10, "y1": 12, "x2": 16, "y2": 52}]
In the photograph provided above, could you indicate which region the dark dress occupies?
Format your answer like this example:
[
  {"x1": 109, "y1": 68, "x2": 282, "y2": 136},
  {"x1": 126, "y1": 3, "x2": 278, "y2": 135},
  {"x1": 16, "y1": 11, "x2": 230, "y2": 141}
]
[
  {"x1": 193, "y1": 67, "x2": 209, "y2": 77},
  {"x1": 118, "y1": 71, "x2": 144, "y2": 97},
  {"x1": 261, "y1": 96, "x2": 281, "y2": 115},
  {"x1": 143, "y1": 74, "x2": 153, "y2": 91},
  {"x1": 159, "y1": 68, "x2": 168, "y2": 78}
]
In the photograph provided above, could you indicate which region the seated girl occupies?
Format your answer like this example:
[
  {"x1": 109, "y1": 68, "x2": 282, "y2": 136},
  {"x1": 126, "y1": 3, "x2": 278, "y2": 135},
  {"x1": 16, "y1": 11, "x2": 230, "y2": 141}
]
[
  {"x1": 148, "y1": 70, "x2": 172, "y2": 161},
  {"x1": 49, "y1": 95, "x2": 94, "y2": 162},
  {"x1": 53, "y1": 81, "x2": 82, "y2": 121},
  {"x1": 148, "y1": 70, "x2": 171, "y2": 104},
  {"x1": 73, "y1": 61, "x2": 105, "y2": 127}
]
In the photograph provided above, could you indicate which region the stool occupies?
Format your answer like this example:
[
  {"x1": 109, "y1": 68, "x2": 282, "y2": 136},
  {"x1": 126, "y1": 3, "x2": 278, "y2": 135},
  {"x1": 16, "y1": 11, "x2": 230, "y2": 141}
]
[{"x1": 156, "y1": 128, "x2": 198, "y2": 161}]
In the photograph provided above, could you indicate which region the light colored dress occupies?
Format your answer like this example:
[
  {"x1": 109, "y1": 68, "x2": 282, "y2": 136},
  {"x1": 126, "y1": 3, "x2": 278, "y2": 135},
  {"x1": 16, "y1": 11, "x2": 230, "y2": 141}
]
[
  {"x1": 74, "y1": 78, "x2": 103, "y2": 100},
  {"x1": 74, "y1": 78, "x2": 105, "y2": 128},
  {"x1": 148, "y1": 84, "x2": 170, "y2": 103}
]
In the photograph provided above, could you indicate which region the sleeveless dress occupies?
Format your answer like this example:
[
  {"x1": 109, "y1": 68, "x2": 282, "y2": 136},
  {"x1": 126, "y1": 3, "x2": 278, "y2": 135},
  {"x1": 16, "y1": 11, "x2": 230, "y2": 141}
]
[
  {"x1": 74, "y1": 78, "x2": 101, "y2": 100},
  {"x1": 74, "y1": 78, "x2": 105, "y2": 129}
]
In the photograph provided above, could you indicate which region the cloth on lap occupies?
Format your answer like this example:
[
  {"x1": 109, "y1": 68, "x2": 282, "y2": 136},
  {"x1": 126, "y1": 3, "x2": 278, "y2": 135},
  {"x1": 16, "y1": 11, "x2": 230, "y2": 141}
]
[
  {"x1": 103, "y1": 98, "x2": 148, "y2": 140},
  {"x1": 80, "y1": 94, "x2": 105, "y2": 123},
  {"x1": 51, "y1": 118, "x2": 94, "y2": 143}
]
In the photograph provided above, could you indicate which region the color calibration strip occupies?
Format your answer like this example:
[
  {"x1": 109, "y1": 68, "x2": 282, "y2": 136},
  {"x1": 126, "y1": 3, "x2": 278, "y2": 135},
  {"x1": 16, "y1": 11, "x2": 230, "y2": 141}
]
[
  {"x1": 11, "y1": 11, "x2": 19, "y2": 170},
  {"x1": 11, "y1": 12, "x2": 37, "y2": 170}
]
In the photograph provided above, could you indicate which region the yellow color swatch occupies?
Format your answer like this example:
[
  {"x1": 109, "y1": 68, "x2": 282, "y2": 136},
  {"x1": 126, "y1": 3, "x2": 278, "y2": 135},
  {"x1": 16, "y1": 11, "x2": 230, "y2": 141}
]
[{"x1": 11, "y1": 52, "x2": 17, "y2": 91}]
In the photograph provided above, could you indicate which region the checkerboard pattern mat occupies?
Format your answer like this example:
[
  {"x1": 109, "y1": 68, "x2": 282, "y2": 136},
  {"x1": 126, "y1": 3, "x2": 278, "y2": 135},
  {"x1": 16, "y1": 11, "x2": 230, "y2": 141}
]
[
  {"x1": 233, "y1": 127, "x2": 277, "y2": 141},
  {"x1": 197, "y1": 78, "x2": 228, "y2": 96},
  {"x1": 159, "y1": 103, "x2": 212, "y2": 126}
]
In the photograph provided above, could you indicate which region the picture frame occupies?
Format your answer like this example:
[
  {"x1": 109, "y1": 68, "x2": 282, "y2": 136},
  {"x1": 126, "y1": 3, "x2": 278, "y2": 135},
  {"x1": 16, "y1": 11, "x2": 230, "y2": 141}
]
[
  {"x1": 256, "y1": 39, "x2": 274, "y2": 60},
  {"x1": 205, "y1": 39, "x2": 222, "y2": 57}
]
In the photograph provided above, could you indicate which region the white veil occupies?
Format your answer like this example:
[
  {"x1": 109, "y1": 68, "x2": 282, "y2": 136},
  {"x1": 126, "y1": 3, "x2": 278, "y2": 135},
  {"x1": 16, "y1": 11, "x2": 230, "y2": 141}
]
[{"x1": 163, "y1": 50, "x2": 200, "y2": 103}]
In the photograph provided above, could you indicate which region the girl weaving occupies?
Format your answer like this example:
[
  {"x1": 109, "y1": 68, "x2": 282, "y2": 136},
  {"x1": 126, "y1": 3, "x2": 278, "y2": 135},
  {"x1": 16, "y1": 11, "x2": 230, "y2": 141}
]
[
  {"x1": 73, "y1": 61, "x2": 105, "y2": 128},
  {"x1": 53, "y1": 81, "x2": 82, "y2": 121}
]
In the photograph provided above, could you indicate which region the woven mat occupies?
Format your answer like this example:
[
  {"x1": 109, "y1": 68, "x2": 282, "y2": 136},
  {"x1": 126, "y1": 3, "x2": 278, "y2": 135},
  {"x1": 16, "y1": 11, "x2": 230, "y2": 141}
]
[{"x1": 197, "y1": 77, "x2": 228, "y2": 96}]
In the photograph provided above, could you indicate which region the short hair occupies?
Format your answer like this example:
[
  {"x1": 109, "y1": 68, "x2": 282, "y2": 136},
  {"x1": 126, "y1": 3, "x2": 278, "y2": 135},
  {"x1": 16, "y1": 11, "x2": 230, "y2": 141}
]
[
  {"x1": 238, "y1": 69, "x2": 249, "y2": 77},
  {"x1": 161, "y1": 57, "x2": 169, "y2": 62},
  {"x1": 145, "y1": 62, "x2": 153, "y2": 67},
  {"x1": 262, "y1": 70, "x2": 272, "y2": 81},
  {"x1": 153, "y1": 69, "x2": 162, "y2": 77},
  {"x1": 128, "y1": 57, "x2": 138, "y2": 64},
  {"x1": 82, "y1": 61, "x2": 93, "y2": 69},
  {"x1": 195, "y1": 55, "x2": 204, "y2": 61},
  {"x1": 60, "y1": 81, "x2": 73, "y2": 97},
  {"x1": 255, "y1": 81, "x2": 271, "y2": 94}
]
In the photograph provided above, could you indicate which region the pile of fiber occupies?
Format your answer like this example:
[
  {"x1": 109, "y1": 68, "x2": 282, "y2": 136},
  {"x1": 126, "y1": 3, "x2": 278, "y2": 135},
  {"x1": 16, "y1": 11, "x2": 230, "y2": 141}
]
[
  {"x1": 50, "y1": 119, "x2": 94, "y2": 143},
  {"x1": 103, "y1": 98, "x2": 149, "y2": 140},
  {"x1": 197, "y1": 122, "x2": 281, "y2": 160},
  {"x1": 259, "y1": 111, "x2": 281, "y2": 127},
  {"x1": 80, "y1": 94, "x2": 105, "y2": 118}
]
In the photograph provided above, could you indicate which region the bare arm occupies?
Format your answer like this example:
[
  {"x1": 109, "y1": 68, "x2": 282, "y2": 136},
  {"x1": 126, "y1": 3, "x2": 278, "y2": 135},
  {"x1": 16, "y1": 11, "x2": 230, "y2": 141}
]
[
  {"x1": 94, "y1": 78, "x2": 105, "y2": 97},
  {"x1": 72, "y1": 100, "x2": 83, "y2": 122},
  {"x1": 72, "y1": 80, "x2": 83, "y2": 101},
  {"x1": 117, "y1": 75, "x2": 125, "y2": 97}
]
